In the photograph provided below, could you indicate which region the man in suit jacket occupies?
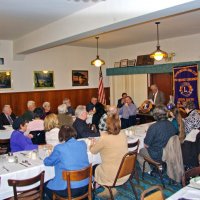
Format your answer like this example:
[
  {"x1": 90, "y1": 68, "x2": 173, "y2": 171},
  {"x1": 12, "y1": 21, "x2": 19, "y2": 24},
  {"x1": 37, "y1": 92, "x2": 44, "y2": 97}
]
[
  {"x1": 148, "y1": 84, "x2": 165, "y2": 105},
  {"x1": 117, "y1": 92, "x2": 127, "y2": 108},
  {"x1": 0, "y1": 105, "x2": 16, "y2": 125}
]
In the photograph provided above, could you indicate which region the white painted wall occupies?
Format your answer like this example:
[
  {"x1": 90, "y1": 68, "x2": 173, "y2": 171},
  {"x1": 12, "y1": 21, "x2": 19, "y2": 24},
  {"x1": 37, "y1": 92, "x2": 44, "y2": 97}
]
[
  {"x1": 1, "y1": 33, "x2": 200, "y2": 107},
  {"x1": 0, "y1": 41, "x2": 109, "y2": 93},
  {"x1": 108, "y1": 33, "x2": 200, "y2": 105}
]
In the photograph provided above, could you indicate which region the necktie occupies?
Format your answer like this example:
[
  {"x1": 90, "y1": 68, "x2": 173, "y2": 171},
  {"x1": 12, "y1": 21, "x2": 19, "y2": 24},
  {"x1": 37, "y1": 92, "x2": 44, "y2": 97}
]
[
  {"x1": 7, "y1": 115, "x2": 13, "y2": 125},
  {"x1": 152, "y1": 94, "x2": 155, "y2": 102}
]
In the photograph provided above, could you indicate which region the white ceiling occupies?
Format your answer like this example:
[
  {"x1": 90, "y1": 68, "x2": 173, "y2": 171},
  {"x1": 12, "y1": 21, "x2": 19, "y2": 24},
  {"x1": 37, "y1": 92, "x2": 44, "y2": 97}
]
[
  {"x1": 0, "y1": 0, "x2": 100, "y2": 40},
  {"x1": 0, "y1": 0, "x2": 200, "y2": 49},
  {"x1": 69, "y1": 9, "x2": 200, "y2": 48}
]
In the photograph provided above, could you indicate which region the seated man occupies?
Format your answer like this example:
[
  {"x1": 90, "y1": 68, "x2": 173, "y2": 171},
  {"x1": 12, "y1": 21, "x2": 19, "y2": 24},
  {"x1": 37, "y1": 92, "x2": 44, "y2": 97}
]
[
  {"x1": 119, "y1": 96, "x2": 137, "y2": 129},
  {"x1": 73, "y1": 105, "x2": 100, "y2": 139},
  {"x1": 117, "y1": 92, "x2": 127, "y2": 108},
  {"x1": 137, "y1": 105, "x2": 177, "y2": 172},
  {"x1": 21, "y1": 100, "x2": 36, "y2": 121},
  {"x1": 0, "y1": 105, "x2": 16, "y2": 125},
  {"x1": 86, "y1": 97, "x2": 98, "y2": 113}
]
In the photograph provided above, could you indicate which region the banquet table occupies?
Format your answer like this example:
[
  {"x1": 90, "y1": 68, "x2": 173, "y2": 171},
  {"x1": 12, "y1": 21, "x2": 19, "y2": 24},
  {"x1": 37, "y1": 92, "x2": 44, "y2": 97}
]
[
  {"x1": 0, "y1": 122, "x2": 152, "y2": 199},
  {"x1": 0, "y1": 147, "x2": 101, "y2": 200},
  {"x1": 0, "y1": 125, "x2": 13, "y2": 140},
  {"x1": 166, "y1": 185, "x2": 200, "y2": 200}
]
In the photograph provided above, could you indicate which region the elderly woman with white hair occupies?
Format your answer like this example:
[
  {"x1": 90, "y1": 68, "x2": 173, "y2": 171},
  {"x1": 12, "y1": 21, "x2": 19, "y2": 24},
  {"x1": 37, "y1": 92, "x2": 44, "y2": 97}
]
[
  {"x1": 63, "y1": 98, "x2": 75, "y2": 116},
  {"x1": 41, "y1": 101, "x2": 52, "y2": 119},
  {"x1": 73, "y1": 105, "x2": 100, "y2": 139},
  {"x1": 57, "y1": 104, "x2": 73, "y2": 128},
  {"x1": 137, "y1": 104, "x2": 177, "y2": 172}
]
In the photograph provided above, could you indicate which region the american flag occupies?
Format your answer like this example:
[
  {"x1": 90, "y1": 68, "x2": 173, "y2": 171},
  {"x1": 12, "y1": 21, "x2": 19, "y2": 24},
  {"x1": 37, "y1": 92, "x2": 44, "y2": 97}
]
[{"x1": 98, "y1": 67, "x2": 106, "y2": 105}]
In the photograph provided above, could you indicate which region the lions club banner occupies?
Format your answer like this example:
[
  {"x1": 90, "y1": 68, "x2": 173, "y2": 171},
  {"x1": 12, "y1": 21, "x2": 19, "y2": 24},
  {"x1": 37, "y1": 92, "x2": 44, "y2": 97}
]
[{"x1": 173, "y1": 64, "x2": 199, "y2": 109}]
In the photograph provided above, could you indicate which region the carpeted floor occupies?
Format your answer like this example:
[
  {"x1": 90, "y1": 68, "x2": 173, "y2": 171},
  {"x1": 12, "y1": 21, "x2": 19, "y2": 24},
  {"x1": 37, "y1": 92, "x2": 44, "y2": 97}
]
[{"x1": 94, "y1": 164, "x2": 181, "y2": 199}]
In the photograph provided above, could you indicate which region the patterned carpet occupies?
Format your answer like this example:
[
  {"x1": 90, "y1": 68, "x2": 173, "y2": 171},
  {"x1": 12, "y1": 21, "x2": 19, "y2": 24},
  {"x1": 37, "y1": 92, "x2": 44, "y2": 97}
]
[{"x1": 94, "y1": 164, "x2": 181, "y2": 200}]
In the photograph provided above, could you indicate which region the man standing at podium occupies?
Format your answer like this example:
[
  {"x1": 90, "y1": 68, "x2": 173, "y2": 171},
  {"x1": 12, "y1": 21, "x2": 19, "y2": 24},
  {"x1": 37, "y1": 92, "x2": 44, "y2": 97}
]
[{"x1": 148, "y1": 84, "x2": 165, "y2": 105}]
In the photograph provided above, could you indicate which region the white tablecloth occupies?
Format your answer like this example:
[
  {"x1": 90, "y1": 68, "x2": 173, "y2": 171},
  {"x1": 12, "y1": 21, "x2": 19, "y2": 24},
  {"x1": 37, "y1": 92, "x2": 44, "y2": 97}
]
[
  {"x1": 0, "y1": 147, "x2": 101, "y2": 200},
  {"x1": 124, "y1": 122, "x2": 154, "y2": 151},
  {"x1": 0, "y1": 122, "x2": 152, "y2": 199},
  {"x1": 166, "y1": 185, "x2": 200, "y2": 200},
  {"x1": 0, "y1": 126, "x2": 13, "y2": 140}
]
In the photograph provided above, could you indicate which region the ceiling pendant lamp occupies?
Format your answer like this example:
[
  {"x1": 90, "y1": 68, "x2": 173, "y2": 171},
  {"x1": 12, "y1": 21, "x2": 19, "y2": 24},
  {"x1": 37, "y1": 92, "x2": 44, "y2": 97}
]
[
  {"x1": 150, "y1": 22, "x2": 168, "y2": 61},
  {"x1": 91, "y1": 36, "x2": 105, "y2": 67}
]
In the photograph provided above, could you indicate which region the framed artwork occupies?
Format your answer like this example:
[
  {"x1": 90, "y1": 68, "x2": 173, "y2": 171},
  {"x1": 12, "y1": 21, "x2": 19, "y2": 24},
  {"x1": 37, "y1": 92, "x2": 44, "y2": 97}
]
[
  {"x1": 120, "y1": 59, "x2": 128, "y2": 67},
  {"x1": 114, "y1": 62, "x2": 120, "y2": 68},
  {"x1": 72, "y1": 70, "x2": 88, "y2": 86},
  {"x1": 0, "y1": 58, "x2": 4, "y2": 65},
  {"x1": 136, "y1": 54, "x2": 154, "y2": 66},
  {"x1": 34, "y1": 71, "x2": 54, "y2": 89},
  {"x1": 0, "y1": 71, "x2": 11, "y2": 89},
  {"x1": 128, "y1": 59, "x2": 137, "y2": 67}
]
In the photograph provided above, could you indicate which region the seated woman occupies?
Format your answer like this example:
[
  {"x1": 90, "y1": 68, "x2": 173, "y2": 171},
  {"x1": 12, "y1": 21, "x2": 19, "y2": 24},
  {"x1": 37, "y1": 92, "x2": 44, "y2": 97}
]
[
  {"x1": 43, "y1": 125, "x2": 89, "y2": 199},
  {"x1": 57, "y1": 104, "x2": 73, "y2": 128},
  {"x1": 44, "y1": 113, "x2": 60, "y2": 146},
  {"x1": 89, "y1": 113, "x2": 128, "y2": 197},
  {"x1": 41, "y1": 101, "x2": 52, "y2": 119},
  {"x1": 183, "y1": 101, "x2": 200, "y2": 135},
  {"x1": 26, "y1": 107, "x2": 46, "y2": 144},
  {"x1": 10, "y1": 117, "x2": 38, "y2": 152},
  {"x1": 119, "y1": 96, "x2": 137, "y2": 129},
  {"x1": 168, "y1": 107, "x2": 185, "y2": 143}
]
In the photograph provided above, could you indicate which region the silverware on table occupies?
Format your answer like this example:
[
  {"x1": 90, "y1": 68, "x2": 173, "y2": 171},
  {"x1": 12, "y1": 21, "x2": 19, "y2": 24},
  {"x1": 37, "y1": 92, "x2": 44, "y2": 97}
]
[
  {"x1": 19, "y1": 162, "x2": 28, "y2": 167},
  {"x1": 20, "y1": 153, "x2": 27, "y2": 156},
  {"x1": 2, "y1": 166, "x2": 9, "y2": 172}
]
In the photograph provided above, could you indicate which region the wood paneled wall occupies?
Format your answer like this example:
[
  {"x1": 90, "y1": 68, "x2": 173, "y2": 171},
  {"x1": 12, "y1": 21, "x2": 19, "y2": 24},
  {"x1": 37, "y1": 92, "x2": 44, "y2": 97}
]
[{"x1": 0, "y1": 88, "x2": 110, "y2": 116}]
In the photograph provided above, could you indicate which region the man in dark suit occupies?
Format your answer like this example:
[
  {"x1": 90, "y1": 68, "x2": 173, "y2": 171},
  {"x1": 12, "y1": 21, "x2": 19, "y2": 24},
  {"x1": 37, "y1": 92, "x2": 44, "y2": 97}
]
[
  {"x1": 86, "y1": 97, "x2": 98, "y2": 113},
  {"x1": 117, "y1": 92, "x2": 127, "y2": 108},
  {"x1": 0, "y1": 105, "x2": 16, "y2": 125},
  {"x1": 148, "y1": 84, "x2": 165, "y2": 105}
]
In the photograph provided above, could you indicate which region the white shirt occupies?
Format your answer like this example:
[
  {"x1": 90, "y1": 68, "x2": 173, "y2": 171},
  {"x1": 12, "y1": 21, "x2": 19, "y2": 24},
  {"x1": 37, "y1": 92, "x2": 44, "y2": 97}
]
[{"x1": 45, "y1": 127, "x2": 60, "y2": 146}]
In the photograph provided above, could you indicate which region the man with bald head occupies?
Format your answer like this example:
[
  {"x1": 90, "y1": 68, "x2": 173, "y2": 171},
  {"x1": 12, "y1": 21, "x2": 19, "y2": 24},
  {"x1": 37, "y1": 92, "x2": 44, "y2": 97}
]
[
  {"x1": 148, "y1": 84, "x2": 165, "y2": 105},
  {"x1": 0, "y1": 105, "x2": 16, "y2": 125}
]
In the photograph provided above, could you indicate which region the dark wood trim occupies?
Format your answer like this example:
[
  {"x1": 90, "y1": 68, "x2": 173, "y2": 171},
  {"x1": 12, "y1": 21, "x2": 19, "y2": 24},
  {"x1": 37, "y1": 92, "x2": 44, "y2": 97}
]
[{"x1": 0, "y1": 88, "x2": 110, "y2": 116}]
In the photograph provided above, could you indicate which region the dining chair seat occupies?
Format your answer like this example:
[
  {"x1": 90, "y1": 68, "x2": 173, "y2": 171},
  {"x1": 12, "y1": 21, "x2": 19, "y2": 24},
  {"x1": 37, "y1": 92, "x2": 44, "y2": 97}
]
[
  {"x1": 94, "y1": 151, "x2": 138, "y2": 200},
  {"x1": 53, "y1": 164, "x2": 93, "y2": 200},
  {"x1": 8, "y1": 171, "x2": 45, "y2": 200}
]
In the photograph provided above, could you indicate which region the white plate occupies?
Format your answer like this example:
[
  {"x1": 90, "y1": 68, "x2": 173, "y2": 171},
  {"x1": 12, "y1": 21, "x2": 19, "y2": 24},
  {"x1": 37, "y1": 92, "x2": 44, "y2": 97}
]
[{"x1": 190, "y1": 176, "x2": 200, "y2": 189}]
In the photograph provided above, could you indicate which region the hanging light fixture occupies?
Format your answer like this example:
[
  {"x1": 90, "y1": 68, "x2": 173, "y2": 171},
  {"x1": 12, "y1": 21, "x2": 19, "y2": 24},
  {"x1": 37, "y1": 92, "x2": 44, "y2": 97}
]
[
  {"x1": 150, "y1": 22, "x2": 168, "y2": 61},
  {"x1": 91, "y1": 36, "x2": 105, "y2": 67}
]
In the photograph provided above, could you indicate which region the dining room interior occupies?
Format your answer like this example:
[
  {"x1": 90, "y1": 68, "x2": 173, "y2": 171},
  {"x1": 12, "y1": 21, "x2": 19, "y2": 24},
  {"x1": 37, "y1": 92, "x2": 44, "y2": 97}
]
[{"x1": 0, "y1": 0, "x2": 200, "y2": 199}]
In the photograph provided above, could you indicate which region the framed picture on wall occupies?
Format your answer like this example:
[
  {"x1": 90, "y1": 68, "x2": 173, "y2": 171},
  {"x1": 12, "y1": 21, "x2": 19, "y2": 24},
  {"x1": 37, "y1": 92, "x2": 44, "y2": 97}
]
[
  {"x1": 72, "y1": 70, "x2": 88, "y2": 86},
  {"x1": 34, "y1": 71, "x2": 54, "y2": 89},
  {"x1": 0, "y1": 70, "x2": 12, "y2": 89},
  {"x1": 120, "y1": 59, "x2": 128, "y2": 67}
]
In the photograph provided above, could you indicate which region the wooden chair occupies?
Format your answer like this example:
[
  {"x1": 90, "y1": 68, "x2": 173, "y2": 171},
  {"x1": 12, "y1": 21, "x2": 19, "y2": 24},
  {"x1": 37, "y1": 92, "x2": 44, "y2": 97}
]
[
  {"x1": 0, "y1": 138, "x2": 10, "y2": 155},
  {"x1": 182, "y1": 166, "x2": 200, "y2": 187},
  {"x1": 8, "y1": 171, "x2": 45, "y2": 200},
  {"x1": 53, "y1": 164, "x2": 93, "y2": 200},
  {"x1": 94, "y1": 151, "x2": 138, "y2": 200},
  {"x1": 128, "y1": 139, "x2": 140, "y2": 183},
  {"x1": 142, "y1": 156, "x2": 165, "y2": 188},
  {"x1": 140, "y1": 185, "x2": 165, "y2": 200}
]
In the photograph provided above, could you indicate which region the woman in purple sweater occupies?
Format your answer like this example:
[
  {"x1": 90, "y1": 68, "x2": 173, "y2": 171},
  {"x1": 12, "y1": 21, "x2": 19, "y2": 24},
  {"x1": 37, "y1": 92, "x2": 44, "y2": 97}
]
[{"x1": 10, "y1": 117, "x2": 38, "y2": 152}]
